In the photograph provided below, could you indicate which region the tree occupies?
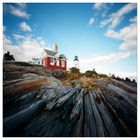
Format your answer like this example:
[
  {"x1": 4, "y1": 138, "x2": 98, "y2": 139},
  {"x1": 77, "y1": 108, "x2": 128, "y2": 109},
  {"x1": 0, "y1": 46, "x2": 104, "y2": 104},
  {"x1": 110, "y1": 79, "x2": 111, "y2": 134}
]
[
  {"x1": 132, "y1": 79, "x2": 136, "y2": 83},
  {"x1": 111, "y1": 74, "x2": 115, "y2": 78},
  {"x1": 3, "y1": 51, "x2": 15, "y2": 61},
  {"x1": 125, "y1": 77, "x2": 131, "y2": 82}
]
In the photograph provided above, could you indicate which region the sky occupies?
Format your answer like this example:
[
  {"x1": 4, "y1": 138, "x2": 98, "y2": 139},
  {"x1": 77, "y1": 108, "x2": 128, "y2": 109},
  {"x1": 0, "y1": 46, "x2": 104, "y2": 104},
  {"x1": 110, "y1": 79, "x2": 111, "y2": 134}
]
[{"x1": 3, "y1": 3, "x2": 137, "y2": 80}]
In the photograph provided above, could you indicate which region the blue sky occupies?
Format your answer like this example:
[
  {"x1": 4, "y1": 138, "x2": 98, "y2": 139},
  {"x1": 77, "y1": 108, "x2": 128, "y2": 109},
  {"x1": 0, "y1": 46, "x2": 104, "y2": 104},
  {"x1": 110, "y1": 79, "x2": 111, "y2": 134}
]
[{"x1": 3, "y1": 3, "x2": 137, "y2": 80}]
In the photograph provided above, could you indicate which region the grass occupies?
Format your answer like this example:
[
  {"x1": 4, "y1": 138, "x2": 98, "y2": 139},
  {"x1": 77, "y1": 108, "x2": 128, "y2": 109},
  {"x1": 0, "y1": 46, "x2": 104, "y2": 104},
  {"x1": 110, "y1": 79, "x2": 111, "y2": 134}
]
[{"x1": 55, "y1": 68, "x2": 109, "y2": 90}]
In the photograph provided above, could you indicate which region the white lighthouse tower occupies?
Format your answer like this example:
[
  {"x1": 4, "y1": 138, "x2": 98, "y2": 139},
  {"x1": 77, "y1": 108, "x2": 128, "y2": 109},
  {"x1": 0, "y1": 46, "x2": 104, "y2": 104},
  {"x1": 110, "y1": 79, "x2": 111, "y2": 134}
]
[{"x1": 73, "y1": 55, "x2": 79, "y2": 69}]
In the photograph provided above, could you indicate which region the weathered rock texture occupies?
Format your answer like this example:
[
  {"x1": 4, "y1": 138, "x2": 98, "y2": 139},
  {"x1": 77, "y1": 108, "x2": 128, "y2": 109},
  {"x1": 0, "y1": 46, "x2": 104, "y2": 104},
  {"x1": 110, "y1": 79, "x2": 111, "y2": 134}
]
[{"x1": 3, "y1": 61, "x2": 137, "y2": 137}]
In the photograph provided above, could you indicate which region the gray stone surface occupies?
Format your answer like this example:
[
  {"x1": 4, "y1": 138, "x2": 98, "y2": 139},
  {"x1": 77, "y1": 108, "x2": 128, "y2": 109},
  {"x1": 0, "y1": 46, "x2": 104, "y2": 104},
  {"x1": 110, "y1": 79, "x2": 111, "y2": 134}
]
[{"x1": 3, "y1": 61, "x2": 137, "y2": 137}]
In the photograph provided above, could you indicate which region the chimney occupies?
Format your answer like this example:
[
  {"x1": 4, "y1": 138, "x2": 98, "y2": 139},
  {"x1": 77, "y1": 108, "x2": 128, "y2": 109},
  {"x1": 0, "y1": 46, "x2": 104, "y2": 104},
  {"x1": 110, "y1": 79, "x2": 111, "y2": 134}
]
[{"x1": 53, "y1": 43, "x2": 58, "y2": 53}]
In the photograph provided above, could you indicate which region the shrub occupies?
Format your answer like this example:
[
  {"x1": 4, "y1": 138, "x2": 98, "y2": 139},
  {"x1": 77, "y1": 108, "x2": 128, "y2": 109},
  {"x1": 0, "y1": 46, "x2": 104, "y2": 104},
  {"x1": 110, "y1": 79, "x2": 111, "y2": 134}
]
[
  {"x1": 53, "y1": 70, "x2": 66, "y2": 79},
  {"x1": 85, "y1": 71, "x2": 93, "y2": 78},
  {"x1": 99, "y1": 74, "x2": 108, "y2": 78},
  {"x1": 69, "y1": 67, "x2": 80, "y2": 73},
  {"x1": 132, "y1": 79, "x2": 136, "y2": 83},
  {"x1": 111, "y1": 74, "x2": 115, "y2": 78},
  {"x1": 125, "y1": 77, "x2": 131, "y2": 82}
]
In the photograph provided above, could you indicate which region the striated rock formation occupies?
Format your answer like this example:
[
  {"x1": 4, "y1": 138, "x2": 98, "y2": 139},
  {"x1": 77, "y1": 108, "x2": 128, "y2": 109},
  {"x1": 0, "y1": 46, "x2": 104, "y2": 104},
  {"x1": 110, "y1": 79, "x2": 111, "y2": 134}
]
[{"x1": 3, "y1": 61, "x2": 137, "y2": 137}]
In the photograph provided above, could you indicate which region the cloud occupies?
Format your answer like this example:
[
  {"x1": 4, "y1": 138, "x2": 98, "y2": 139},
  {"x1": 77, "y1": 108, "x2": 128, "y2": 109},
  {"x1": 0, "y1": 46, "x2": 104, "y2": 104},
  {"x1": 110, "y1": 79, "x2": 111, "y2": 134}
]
[
  {"x1": 10, "y1": 5, "x2": 30, "y2": 19},
  {"x1": 92, "y1": 3, "x2": 114, "y2": 22},
  {"x1": 88, "y1": 17, "x2": 95, "y2": 25},
  {"x1": 119, "y1": 40, "x2": 137, "y2": 51},
  {"x1": 93, "y1": 3, "x2": 106, "y2": 10},
  {"x1": 19, "y1": 22, "x2": 32, "y2": 32},
  {"x1": 100, "y1": 3, "x2": 137, "y2": 28},
  {"x1": 3, "y1": 34, "x2": 46, "y2": 62},
  {"x1": 67, "y1": 51, "x2": 136, "y2": 80},
  {"x1": 112, "y1": 71, "x2": 137, "y2": 81},
  {"x1": 70, "y1": 13, "x2": 136, "y2": 75},
  {"x1": 80, "y1": 51, "x2": 131, "y2": 68},
  {"x1": 129, "y1": 16, "x2": 137, "y2": 23},
  {"x1": 68, "y1": 55, "x2": 136, "y2": 80},
  {"x1": 105, "y1": 16, "x2": 137, "y2": 52},
  {"x1": 13, "y1": 34, "x2": 26, "y2": 40},
  {"x1": 68, "y1": 51, "x2": 131, "y2": 72},
  {"x1": 88, "y1": 4, "x2": 112, "y2": 27},
  {"x1": 3, "y1": 35, "x2": 23, "y2": 59},
  {"x1": 16, "y1": 3, "x2": 27, "y2": 9}
]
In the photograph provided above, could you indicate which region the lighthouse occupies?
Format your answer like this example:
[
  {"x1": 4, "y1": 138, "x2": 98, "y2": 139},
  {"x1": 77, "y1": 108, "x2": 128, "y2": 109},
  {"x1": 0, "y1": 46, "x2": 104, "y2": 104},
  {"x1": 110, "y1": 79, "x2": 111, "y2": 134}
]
[{"x1": 73, "y1": 55, "x2": 79, "y2": 69}]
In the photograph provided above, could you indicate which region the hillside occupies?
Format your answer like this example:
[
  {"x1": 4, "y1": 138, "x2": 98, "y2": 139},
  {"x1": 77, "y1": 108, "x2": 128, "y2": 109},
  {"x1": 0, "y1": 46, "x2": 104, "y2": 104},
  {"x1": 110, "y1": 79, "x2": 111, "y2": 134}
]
[{"x1": 3, "y1": 61, "x2": 137, "y2": 137}]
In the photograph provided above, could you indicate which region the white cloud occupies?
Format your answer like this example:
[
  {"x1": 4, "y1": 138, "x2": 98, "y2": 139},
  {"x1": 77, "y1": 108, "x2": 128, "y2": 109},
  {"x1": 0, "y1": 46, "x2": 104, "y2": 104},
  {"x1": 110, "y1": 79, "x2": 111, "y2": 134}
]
[
  {"x1": 19, "y1": 22, "x2": 32, "y2": 32},
  {"x1": 3, "y1": 34, "x2": 46, "y2": 62},
  {"x1": 105, "y1": 18, "x2": 137, "y2": 40},
  {"x1": 3, "y1": 35, "x2": 12, "y2": 45},
  {"x1": 129, "y1": 16, "x2": 137, "y2": 23},
  {"x1": 93, "y1": 3, "x2": 106, "y2": 10},
  {"x1": 69, "y1": 13, "x2": 136, "y2": 74},
  {"x1": 92, "y1": 3, "x2": 112, "y2": 18},
  {"x1": 119, "y1": 40, "x2": 137, "y2": 51},
  {"x1": 67, "y1": 52, "x2": 136, "y2": 80},
  {"x1": 105, "y1": 16, "x2": 137, "y2": 52},
  {"x1": 10, "y1": 5, "x2": 30, "y2": 19},
  {"x1": 16, "y1": 3, "x2": 26, "y2": 9},
  {"x1": 88, "y1": 17, "x2": 95, "y2": 25},
  {"x1": 105, "y1": 29, "x2": 119, "y2": 39},
  {"x1": 3, "y1": 35, "x2": 23, "y2": 59},
  {"x1": 80, "y1": 51, "x2": 130, "y2": 68},
  {"x1": 68, "y1": 51, "x2": 131, "y2": 73},
  {"x1": 13, "y1": 34, "x2": 26, "y2": 40},
  {"x1": 112, "y1": 71, "x2": 137, "y2": 81},
  {"x1": 100, "y1": 3, "x2": 136, "y2": 29}
]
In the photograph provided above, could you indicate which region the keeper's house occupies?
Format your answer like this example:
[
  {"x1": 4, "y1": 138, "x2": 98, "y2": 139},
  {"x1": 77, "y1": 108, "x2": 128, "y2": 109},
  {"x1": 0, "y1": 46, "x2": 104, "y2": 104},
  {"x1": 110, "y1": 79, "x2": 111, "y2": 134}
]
[{"x1": 41, "y1": 44, "x2": 67, "y2": 71}]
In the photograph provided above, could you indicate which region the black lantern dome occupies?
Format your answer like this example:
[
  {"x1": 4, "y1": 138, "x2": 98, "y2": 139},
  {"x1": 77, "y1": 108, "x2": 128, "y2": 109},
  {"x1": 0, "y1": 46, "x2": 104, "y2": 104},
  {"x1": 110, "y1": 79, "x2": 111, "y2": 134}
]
[{"x1": 74, "y1": 56, "x2": 79, "y2": 61}]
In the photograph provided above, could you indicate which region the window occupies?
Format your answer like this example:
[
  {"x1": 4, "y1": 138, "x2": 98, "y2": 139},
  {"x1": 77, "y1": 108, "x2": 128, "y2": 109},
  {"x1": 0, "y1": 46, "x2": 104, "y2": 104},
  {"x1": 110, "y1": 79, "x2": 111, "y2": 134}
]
[
  {"x1": 61, "y1": 60, "x2": 65, "y2": 67},
  {"x1": 50, "y1": 58, "x2": 54, "y2": 65},
  {"x1": 43, "y1": 59, "x2": 45, "y2": 66},
  {"x1": 56, "y1": 60, "x2": 59, "y2": 66}
]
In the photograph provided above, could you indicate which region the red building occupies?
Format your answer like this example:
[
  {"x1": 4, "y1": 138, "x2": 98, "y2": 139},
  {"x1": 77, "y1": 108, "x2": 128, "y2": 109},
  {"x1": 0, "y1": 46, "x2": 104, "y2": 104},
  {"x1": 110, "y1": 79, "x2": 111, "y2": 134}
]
[{"x1": 41, "y1": 44, "x2": 67, "y2": 71}]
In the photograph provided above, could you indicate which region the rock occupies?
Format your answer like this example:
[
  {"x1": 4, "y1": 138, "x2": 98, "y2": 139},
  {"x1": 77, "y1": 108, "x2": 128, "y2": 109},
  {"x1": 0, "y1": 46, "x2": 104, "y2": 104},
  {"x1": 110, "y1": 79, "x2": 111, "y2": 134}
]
[
  {"x1": 70, "y1": 88, "x2": 84, "y2": 120},
  {"x1": 3, "y1": 62, "x2": 137, "y2": 137},
  {"x1": 3, "y1": 100, "x2": 46, "y2": 136}
]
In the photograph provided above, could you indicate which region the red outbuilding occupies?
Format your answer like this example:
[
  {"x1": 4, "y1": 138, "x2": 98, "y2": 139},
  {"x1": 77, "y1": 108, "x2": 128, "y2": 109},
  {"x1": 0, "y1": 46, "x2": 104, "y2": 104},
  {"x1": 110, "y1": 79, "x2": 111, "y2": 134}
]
[{"x1": 41, "y1": 44, "x2": 67, "y2": 71}]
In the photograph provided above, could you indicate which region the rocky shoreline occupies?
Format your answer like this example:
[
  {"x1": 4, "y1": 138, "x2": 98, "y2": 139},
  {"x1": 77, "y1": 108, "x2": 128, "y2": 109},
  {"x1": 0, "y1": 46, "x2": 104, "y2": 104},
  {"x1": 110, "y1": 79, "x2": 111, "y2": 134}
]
[{"x1": 3, "y1": 61, "x2": 137, "y2": 137}]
